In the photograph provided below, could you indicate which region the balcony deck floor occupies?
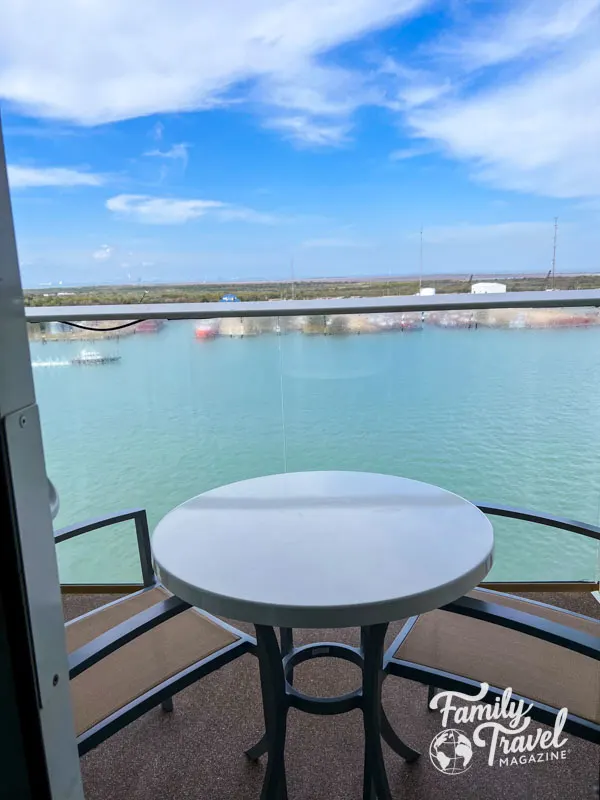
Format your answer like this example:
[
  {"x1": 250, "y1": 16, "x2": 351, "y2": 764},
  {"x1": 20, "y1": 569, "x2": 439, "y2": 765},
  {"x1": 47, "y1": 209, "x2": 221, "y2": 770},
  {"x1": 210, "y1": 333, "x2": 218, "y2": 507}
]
[{"x1": 64, "y1": 591, "x2": 599, "y2": 800}]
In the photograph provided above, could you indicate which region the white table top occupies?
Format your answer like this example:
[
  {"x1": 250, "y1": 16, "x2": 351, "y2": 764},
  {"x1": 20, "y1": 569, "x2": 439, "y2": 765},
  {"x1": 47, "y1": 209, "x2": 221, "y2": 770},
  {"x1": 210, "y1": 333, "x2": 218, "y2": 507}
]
[{"x1": 152, "y1": 471, "x2": 494, "y2": 628}]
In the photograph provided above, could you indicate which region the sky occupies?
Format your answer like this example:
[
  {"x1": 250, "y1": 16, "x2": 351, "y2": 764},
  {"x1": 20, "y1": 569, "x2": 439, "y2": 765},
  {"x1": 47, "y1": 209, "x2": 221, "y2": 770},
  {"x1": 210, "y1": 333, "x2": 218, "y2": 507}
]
[{"x1": 1, "y1": 0, "x2": 600, "y2": 287}]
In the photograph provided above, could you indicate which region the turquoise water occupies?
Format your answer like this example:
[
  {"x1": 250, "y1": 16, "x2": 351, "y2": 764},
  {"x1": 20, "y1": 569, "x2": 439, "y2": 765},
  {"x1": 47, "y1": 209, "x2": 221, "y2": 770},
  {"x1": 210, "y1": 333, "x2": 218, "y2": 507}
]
[{"x1": 30, "y1": 319, "x2": 600, "y2": 585}]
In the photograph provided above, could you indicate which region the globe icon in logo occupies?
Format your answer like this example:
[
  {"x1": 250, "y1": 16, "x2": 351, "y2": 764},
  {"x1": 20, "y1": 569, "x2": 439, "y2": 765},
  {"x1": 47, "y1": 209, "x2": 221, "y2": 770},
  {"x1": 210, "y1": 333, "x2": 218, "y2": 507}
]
[{"x1": 429, "y1": 729, "x2": 473, "y2": 774}]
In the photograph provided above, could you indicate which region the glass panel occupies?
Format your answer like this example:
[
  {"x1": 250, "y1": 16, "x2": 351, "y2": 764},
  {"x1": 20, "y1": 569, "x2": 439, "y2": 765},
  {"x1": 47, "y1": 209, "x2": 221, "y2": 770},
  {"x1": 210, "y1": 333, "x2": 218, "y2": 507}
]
[
  {"x1": 30, "y1": 307, "x2": 600, "y2": 585},
  {"x1": 32, "y1": 319, "x2": 286, "y2": 583},
  {"x1": 485, "y1": 518, "x2": 598, "y2": 583},
  {"x1": 56, "y1": 521, "x2": 143, "y2": 586},
  {"x1": 278, "y1": 308, "x2": 600, "y2": 584}
]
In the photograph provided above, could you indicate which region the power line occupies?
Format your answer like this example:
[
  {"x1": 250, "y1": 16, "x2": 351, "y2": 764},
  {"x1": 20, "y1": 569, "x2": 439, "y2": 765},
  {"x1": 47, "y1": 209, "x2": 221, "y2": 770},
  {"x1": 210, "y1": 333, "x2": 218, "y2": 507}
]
[{"x1": 58, "y1": 320, "x2": 142, "y2": 332}]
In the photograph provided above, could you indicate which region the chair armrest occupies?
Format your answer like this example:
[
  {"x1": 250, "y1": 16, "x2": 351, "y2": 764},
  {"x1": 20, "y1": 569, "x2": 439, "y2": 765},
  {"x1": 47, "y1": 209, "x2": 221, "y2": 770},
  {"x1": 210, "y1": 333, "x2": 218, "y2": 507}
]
[
  {"x1": 474, "y1": 502, "x2": 600, "y2": 542},
  {"x1": 55, "y1": 508, "x2": 155, "y2": 587},
  {"x1": 68, "y1": 595, "x2": 190, "y2": 679},
  {"x1": 442, "y1": 595, "x2": 600, "y2": 660},
  {"x1": 55, "y1": 509, "x2": 147, "y2": 543}
]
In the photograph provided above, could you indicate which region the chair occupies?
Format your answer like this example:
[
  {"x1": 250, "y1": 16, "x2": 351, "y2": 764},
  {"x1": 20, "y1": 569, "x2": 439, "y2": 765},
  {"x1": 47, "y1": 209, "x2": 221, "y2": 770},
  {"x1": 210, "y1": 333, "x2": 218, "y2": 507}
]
[
  {"x1": 57, "y1": 509, "x2": 256, "y2": 756},
  {"x1": 384, "y1": 504, "x2": 600, "y2": 748}
]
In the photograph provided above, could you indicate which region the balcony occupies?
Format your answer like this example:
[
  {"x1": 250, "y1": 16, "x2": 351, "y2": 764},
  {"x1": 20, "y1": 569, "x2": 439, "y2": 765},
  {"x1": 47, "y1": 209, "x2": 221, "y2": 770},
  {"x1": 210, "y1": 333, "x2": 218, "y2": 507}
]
[
  {"x1": 66, "y1": 590, "x2": 598, "y2": 800},
  {"x1": 28, "y1": 291, "x2": 600, "y2": 799}
]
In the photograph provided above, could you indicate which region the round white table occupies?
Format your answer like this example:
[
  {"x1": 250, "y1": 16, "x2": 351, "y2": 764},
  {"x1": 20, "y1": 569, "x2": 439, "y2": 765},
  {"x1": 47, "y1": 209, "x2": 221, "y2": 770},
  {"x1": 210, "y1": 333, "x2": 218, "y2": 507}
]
[{"x1": 152, "y1": 471, "x2": 494, "y2": 799}]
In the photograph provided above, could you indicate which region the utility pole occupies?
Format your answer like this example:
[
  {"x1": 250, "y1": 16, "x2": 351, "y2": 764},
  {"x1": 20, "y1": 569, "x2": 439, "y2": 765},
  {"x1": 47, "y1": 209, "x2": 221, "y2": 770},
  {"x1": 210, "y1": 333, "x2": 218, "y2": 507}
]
[
  {"x1": 290, "y1": 257, "x2": 295, "y2": 300},
  {"x1": 551, "y1": 217, "x2": 558, "y2": 290},
  {"x1": 419, "y1": 226, "x2": 423, "y2": 294}
]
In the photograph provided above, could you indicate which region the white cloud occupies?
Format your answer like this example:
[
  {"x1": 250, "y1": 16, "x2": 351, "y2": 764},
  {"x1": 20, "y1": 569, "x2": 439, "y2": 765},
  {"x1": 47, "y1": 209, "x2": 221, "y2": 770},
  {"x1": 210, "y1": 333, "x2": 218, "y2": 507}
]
[
  {"x1": 0, "y1": 0, "x2": 429, "y2": 137},
  {"x1": 436, "y1": 0, "x2": 600, "y2": 69},
  {"x1": 106, "y1": 195, "x2": 224, "y2": 224},
  {"x1": 257, "y1": 63, "x2": 376, "y2": 118},
  {"x1": 7, "y1": 165, "x2": 105, "y2": 188},
  {"x1": 398, "y1": 1, "x2": 600, "y2": 199},
  {"x1": 408, "y1": 49, "x2": 600, "y2": 198},
  {"x1": 265, "y1": 116, "x2": 351, "y2": 147},
  {"x1": 92, "y1": 244, "x2": 114, "y2": 260},
  {"x1": 150, "y1": 121, "x2": 164, "y2": 140},
  {"x1": 377, "y1": 59, "x2": 451, "y2": 111},
  {"x1": 144, "y1": 142, "x2": 190, "y2": 166},
  {"x1": 389, "y1": 144, "x2": 432, "y2": 160},
  {"x1": 106, "y1": 194, "x2": 278, "y2": 225}
]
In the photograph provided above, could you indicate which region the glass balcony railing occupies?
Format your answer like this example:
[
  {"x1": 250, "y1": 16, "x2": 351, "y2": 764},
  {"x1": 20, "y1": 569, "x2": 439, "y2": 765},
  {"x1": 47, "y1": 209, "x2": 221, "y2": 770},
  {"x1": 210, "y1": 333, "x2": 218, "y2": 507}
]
[{"x1": 26, "y1": 294, "x2": 600, "y2": 588}]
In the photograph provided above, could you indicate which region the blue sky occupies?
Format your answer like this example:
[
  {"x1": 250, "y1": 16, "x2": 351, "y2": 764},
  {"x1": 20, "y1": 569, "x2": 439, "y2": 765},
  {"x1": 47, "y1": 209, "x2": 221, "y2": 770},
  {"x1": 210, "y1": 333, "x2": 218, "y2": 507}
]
[{"x1": 1, "y1": 0, "x2": 599, "y2": 286}]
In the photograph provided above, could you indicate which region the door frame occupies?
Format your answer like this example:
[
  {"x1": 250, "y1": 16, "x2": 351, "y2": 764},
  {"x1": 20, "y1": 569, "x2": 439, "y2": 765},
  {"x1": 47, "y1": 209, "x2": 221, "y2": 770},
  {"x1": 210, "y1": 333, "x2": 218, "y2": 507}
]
[{"x1": 0, "y1": 114, "x2": 84, "y2": 799}]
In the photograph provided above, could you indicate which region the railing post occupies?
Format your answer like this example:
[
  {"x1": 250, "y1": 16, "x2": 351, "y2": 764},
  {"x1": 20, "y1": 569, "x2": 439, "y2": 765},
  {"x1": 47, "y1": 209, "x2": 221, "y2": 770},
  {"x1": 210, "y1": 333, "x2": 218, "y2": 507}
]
[{"x1": 134, "y1": 511, "x2": 155, "y2": 587}]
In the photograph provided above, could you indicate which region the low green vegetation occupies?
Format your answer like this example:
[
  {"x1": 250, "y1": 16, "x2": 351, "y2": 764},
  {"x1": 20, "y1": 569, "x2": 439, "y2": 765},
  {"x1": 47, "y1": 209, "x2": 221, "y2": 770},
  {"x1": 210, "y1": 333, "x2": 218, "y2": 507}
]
[{"x1": 24, "y1": 273, "x2": 600, "y2": 307}]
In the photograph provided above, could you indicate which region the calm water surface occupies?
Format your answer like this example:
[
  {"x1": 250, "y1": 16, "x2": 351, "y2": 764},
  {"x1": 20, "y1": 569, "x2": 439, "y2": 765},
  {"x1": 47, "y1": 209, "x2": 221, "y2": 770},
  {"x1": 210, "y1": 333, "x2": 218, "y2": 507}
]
[{"x1": 30, "y1": 321, "x2": 600, "y2": 585}]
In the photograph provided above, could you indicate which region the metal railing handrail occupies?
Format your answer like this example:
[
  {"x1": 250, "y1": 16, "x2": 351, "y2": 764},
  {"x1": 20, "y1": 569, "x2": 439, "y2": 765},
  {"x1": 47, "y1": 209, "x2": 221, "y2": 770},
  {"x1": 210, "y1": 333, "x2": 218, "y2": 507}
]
[
  {"x1": 24, "y1": 288, "x2": 600, "y2": 322},
  {"x1": 475, "y1": 502, "x2": 600, "y2": 542}
]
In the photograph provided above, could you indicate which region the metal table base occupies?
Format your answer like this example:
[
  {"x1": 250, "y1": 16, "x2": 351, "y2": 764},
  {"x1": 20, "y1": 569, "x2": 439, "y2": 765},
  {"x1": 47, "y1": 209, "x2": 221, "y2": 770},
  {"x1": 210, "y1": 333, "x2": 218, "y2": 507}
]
[{"x1": 247, "y1": 624, "x2": 420, "y2": 800}]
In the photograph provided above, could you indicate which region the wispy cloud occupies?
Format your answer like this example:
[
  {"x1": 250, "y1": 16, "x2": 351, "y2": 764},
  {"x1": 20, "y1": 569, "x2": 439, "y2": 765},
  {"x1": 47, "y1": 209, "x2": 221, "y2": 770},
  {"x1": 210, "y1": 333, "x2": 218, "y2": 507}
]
[
  {"x1": 8, "y1": 165, "x2": 105, "y2": 189},
  {"x1": 377, "y1": 59, "x2": 452, "y2": 111},
  {"x1": 257, "y1": 62, "x2": 381, "y2": 145},
  {"x1": 106, "y1": 195, "x2": 224, "y2": 224},
  {"x1": 265, "y1": 116, "x2": 351, "y2": 147},
  {"x1": 92, "y1": 244, "x2": 114, "y2": 260},
  {"x1": 150, "y1": 121, "x2": 164, "y2": 141},
  {"x1": 408, "y1": 50, "x2": 600, "y2": 198},
  {"x1": 144, "y1": 142, "x2": 190, "y2": 166},
  {"x1": 397, "y1": 1, "x2": 600, "y2": 199},
  {"x1": 434, "y1": 0, "x2": 600, "y2": 69},
  {"x1": 106, "y1": 194, "x2": 279, "y2": 225},
  {"x1": 389, "y1": 144, "x2": 433, "y2": 161}
]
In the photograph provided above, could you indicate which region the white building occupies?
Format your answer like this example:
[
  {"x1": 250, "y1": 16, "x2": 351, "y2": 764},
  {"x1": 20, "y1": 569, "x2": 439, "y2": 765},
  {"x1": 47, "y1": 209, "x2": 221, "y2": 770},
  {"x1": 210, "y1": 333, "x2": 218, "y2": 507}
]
[
  {"x1": 418, "y1": 287, "x2": 436, "y2": 296},
  {"x1": 471, "y1": 282, "x2": 507, "y2": 294}
]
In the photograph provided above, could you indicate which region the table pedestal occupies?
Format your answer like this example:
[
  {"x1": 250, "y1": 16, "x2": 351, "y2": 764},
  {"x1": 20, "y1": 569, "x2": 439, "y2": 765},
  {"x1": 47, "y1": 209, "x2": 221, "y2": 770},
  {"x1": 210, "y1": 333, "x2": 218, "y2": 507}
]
[{"x1": 249, "y1": 625, "x2": 420, "y2": 800}]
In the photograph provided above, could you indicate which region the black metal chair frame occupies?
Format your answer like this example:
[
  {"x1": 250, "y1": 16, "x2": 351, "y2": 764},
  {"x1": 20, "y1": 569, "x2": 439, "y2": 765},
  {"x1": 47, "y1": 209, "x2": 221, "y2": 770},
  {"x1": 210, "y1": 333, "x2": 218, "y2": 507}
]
[
  {"x1": 384, "y1": 503, "x2": 600, "y2": 749},
  {"x1": 56, "y1": 509, "x2": 257, "y2": 756}
]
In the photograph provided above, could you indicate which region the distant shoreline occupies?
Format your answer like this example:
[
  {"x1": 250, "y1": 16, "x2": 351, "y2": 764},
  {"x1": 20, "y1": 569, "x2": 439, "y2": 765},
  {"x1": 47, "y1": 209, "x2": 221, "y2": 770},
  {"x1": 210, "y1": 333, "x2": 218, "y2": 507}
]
[
  {"x1": 24, "y1": 269, "x2": 600, "y2": 291},
  {"x1": 23, "y1": 272, "x2": 600, "y2": 308}
]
